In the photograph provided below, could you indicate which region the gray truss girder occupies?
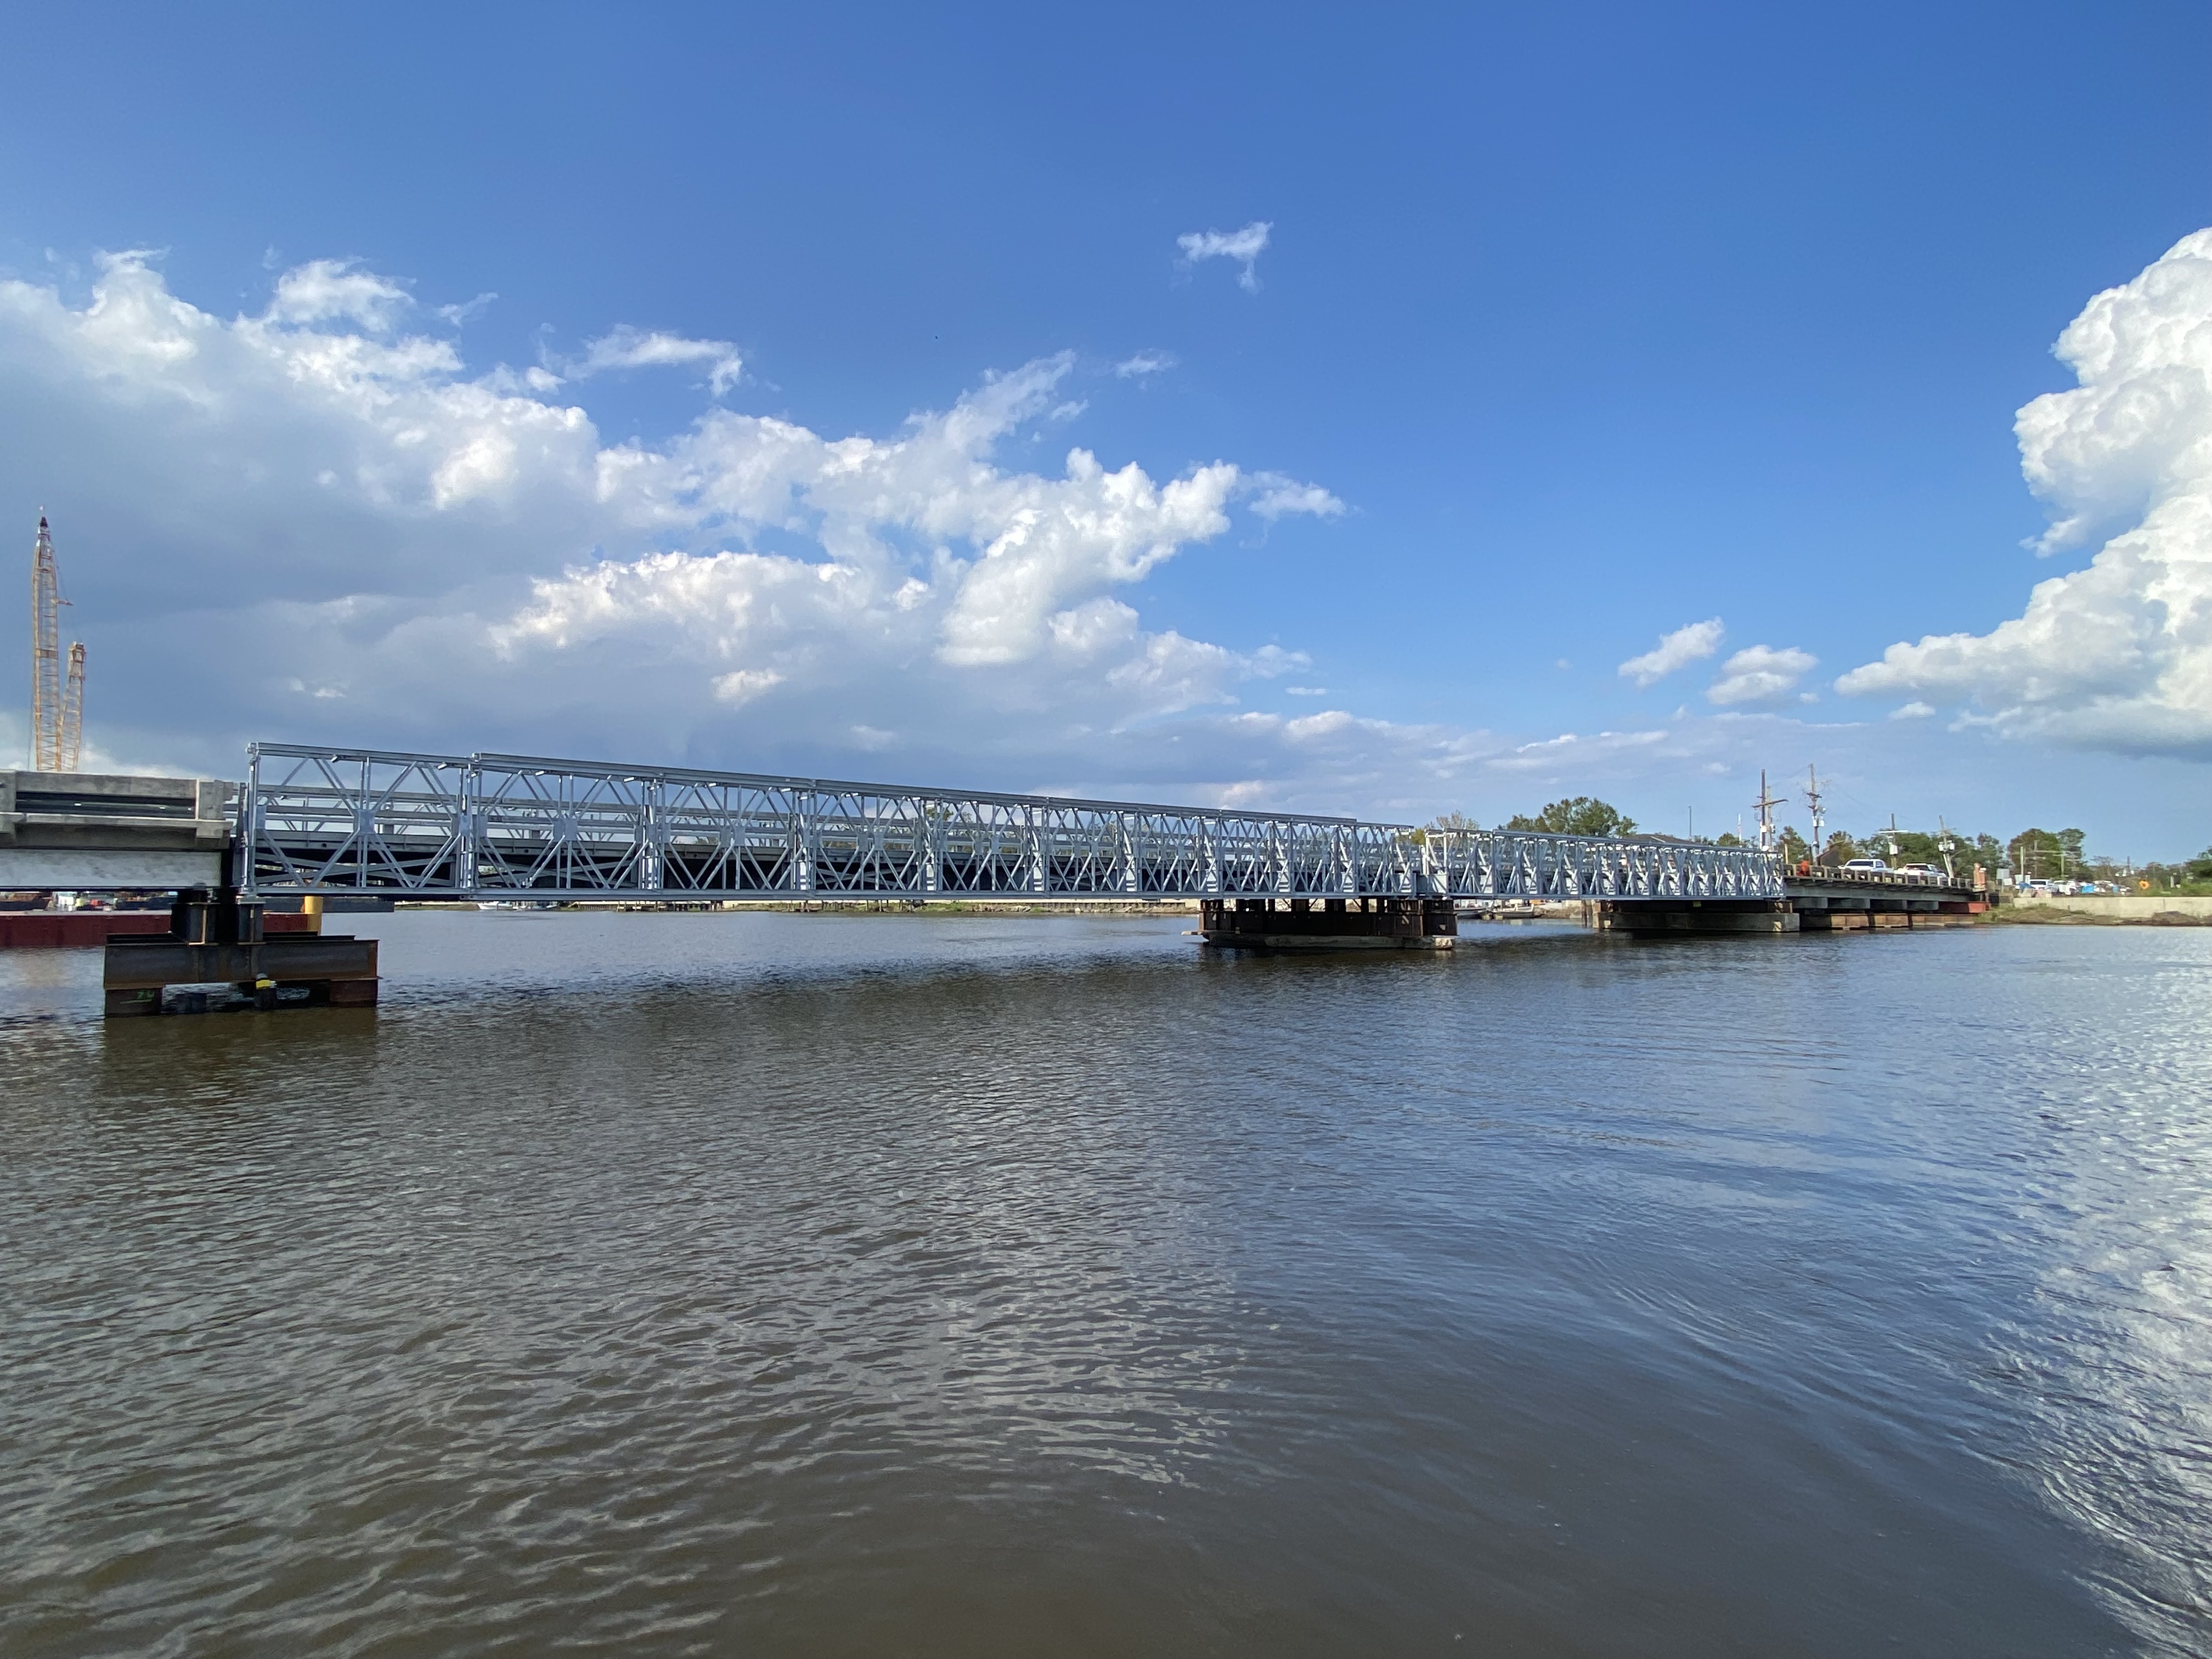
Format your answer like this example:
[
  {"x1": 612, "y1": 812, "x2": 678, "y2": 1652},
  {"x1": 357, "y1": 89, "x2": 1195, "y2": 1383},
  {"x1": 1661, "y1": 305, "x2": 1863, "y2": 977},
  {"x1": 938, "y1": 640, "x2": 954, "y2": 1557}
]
[
  {"x1": 1418, "y1": 829, "x2": 1783, "y2": 900},
  {"x1": 240, "y1": 744, "x2": 1785, "y2": 903}
]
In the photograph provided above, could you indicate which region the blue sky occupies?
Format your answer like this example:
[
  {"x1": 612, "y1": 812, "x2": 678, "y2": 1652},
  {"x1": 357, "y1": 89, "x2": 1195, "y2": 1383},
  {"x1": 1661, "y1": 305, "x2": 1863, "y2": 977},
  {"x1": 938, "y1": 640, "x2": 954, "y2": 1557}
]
[{"x1": 2, "y1": 2, "x2": 2208, "y2": 855}]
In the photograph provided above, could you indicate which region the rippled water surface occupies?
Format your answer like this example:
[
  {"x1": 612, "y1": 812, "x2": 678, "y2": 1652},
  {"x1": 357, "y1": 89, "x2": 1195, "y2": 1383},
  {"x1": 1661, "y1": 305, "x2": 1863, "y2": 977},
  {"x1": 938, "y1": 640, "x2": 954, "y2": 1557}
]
[{"x1": 3, "y1": 913, "x2": 2208, "y2": 1657}]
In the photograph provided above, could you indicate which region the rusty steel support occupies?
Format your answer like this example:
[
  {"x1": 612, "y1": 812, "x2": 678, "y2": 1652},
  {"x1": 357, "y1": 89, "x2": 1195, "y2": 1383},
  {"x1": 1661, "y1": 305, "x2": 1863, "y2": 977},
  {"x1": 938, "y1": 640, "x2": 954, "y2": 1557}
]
[
  {"x1": 101, "y1": 884, "x2": 377, "y2": 1017},
  {"x1": 1595, "y1": 899, "x2": 1800, "y2": 937}
]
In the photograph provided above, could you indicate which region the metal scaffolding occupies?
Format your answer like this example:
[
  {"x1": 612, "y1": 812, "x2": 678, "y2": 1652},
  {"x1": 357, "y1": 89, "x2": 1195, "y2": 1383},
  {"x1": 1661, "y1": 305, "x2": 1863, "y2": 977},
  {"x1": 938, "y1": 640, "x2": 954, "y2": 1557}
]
[{"x1": 241, "y1": 744, "x2": 1786, "y2": 904}]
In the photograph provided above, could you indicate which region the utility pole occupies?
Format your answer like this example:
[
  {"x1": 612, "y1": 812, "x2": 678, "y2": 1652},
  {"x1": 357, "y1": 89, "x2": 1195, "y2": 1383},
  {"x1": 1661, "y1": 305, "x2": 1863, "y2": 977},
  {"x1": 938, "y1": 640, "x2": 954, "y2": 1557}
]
[
  {"x1": 1937, "y1": 816, "x2": 1957, "y2": 881},
  {"x1": 1885, "y1": 813, "x2": 1900, "y2": 861},
  {"x1": 1753, "y1": 770, "x2": 1784, "y2": 854},
  {"x1": 1805, "y1": 765, "x2": 1825, "y2": 867}
]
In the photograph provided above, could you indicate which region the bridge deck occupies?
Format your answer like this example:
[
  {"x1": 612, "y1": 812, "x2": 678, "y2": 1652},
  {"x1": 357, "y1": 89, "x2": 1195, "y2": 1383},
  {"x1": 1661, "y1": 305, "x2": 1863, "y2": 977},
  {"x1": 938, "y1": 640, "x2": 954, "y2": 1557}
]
[{"x1": 241, "y1": 744, "x2": 1786, "y2": 905}]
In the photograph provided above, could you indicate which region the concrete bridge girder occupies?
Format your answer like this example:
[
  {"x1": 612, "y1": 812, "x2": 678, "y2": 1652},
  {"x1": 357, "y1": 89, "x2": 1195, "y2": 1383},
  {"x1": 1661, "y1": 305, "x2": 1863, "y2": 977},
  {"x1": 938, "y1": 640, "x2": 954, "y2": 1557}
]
[{"x1": 1, "y1": 770, "x2": 235, "y2": 892}]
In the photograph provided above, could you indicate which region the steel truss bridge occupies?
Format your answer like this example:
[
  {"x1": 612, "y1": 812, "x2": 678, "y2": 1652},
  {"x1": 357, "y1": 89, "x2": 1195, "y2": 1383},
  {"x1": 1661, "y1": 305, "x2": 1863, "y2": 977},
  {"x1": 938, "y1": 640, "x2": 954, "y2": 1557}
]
[{"x1": 240, "y1": 744, "x2": 1786, "y2": 905}]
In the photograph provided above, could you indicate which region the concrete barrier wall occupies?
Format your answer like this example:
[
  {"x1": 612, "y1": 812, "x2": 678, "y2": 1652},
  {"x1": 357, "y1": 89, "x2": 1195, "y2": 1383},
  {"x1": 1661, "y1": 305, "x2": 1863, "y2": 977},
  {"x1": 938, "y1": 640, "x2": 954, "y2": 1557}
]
[{"x1": 2008, "y1": 894, "x2": 2212, "y2": 920}]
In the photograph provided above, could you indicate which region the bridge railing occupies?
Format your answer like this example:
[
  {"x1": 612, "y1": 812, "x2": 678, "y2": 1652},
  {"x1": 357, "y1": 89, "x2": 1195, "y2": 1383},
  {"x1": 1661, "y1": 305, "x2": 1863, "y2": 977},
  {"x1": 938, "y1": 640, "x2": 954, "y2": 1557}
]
[
  {"x1": 240, "y1": 744, "x2": 1785, "y2": 903},
  {"x1": 1790, "y1": 863, "x2": 1972, "y2": 890}
]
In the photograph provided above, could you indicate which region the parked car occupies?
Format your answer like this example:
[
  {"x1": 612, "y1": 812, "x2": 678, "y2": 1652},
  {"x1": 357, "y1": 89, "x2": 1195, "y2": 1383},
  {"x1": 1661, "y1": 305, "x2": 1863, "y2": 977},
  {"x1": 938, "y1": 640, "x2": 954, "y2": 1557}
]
[
  {"x1": 1894, "y1": 862, "x2": 1945, "y2": 880},
  {"x1": 1840, "y1": 857, "x2": 1889, "y2": 872}
]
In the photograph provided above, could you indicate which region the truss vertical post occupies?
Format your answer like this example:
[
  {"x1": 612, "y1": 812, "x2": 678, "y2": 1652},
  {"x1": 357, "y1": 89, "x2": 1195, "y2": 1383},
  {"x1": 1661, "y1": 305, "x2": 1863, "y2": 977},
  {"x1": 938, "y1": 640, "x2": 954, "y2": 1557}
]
[
  {"x1": 456, "y1": 759, "x2": 479, "y2": 898},
  {"x1": 796, "y1": 791, "x2": 816, "y2": 894},
  {"x1": 241, "y1": 744, "x2": 263, "y2": 897},
  {"x1": 640, "y1": 775, "x2": 664, "y2": 894}
]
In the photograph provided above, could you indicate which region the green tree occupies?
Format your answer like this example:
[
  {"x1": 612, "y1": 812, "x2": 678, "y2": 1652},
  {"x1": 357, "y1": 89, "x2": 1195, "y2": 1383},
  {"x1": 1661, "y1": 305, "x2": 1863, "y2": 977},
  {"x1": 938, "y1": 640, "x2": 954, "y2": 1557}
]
[
  {"x1": 1426, "y1": 811, "x2": 1481, "y2": 834},
  {"x1": 1504, "y1": 797, "x2": 1637, "y2": 837},
  {"x1": 2010, "y1": 827, "x2": 2086, "y2": 881},
  {"x1": 1858, "y1": 827, "x2": 1941, "y2": 867}
]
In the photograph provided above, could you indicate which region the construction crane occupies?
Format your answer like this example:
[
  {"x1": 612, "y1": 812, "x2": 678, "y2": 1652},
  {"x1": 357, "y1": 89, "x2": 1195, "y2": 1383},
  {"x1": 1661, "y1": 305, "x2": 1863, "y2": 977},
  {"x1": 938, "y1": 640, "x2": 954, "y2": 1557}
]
[
  {"x1": 61, "y1": 640, "x2": 84, "y2": 770},
  {"x1": 29, "y1": 513, "x2": 86, "y2": 772}
]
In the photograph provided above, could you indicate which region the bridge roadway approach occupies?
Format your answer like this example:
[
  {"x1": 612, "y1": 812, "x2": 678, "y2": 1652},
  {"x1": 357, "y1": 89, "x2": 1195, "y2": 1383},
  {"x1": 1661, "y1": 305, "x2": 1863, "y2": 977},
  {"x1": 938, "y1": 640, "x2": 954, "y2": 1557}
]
[{"x1": 0, "y1": 747, "x2": 1980, "y2": 1012}]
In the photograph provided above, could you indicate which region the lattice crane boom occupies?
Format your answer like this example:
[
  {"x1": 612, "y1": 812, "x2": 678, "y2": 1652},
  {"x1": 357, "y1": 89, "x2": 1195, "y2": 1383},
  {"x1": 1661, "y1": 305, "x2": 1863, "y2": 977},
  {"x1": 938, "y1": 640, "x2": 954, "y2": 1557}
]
[
  {"x1": 31, "y1": 515, "x2": 61, "y2": 770},
  {"x1": 60, "y1": 640, "x2": 85, "y2": 771},
  {"x1": 28, "y1": 514, "x2": 84, "y2": 772}
]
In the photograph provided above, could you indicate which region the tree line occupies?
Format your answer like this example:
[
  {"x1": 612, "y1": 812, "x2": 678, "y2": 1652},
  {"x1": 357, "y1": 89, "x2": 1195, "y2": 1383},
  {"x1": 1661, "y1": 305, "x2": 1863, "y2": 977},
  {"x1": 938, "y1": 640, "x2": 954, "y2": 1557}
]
[{"x1": 1421, "y1": 800, "x2": 2211, "y2": 890}]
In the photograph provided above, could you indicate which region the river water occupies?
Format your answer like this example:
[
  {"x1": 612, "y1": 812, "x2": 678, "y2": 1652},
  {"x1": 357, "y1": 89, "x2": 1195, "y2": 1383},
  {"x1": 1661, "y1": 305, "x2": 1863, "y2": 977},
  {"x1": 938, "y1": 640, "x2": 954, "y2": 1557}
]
[{"x1": 2, "y1": 913, "x2": 2207, "y2": 1657}]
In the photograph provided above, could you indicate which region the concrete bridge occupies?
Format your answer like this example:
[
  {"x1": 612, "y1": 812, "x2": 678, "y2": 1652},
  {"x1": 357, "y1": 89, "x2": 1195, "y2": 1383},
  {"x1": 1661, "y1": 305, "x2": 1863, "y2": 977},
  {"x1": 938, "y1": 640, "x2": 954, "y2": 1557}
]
[{"x1": 1, "y1": 768, "x2": 233, "y2": 890}]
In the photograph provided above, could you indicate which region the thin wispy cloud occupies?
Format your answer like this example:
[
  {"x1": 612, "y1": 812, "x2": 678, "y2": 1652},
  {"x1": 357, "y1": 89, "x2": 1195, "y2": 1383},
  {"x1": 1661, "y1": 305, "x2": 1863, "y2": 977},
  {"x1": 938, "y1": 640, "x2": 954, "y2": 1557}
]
[
  {"x1": 1177, "y1": 222, "x2": 1272, "y2": 292},
  {"x1": 266, "y1": 258, "x2": 411, "y2": 330},
  {"x1": 568, "y1": 324, "x2": 743, "y2": 395},
  {"x1": 436, "y1": 291, "x2": 498, "y2": 326},
  {"x1": 1248, "y1": 472, "x2": 1346, "y2": 520},
  {"x1": 1618, "y1": 618, "x2": 1723, "y2": 687},
  {"x1": 1114, "y1": 349, "x2": 1177, "y2": 380}
]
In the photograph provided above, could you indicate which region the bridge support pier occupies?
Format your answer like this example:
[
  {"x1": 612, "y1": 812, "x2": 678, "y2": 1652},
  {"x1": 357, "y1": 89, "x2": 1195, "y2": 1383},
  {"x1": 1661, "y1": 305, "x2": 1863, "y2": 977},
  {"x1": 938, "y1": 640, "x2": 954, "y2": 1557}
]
[
  {"x1": 1199, "y1": 896, "x2": 1457, "y2": 951},
  {"x1": 1598, "y1": 899, "x2": 1799, "y2": 938},
  {"x1": 102, "y1": 887, "x2": 379, "y2": 1017}
]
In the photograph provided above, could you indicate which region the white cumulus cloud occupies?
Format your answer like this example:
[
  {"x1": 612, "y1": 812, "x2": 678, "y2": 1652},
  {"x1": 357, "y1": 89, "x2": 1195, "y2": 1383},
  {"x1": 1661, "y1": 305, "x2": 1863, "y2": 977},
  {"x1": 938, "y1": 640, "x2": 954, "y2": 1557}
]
[
  {"x1": 6, "y1": 247, "x2": 2046, "y2": 828},
  {"x1": 1177, "y1": 222, "x2": 1272, "y2": 292},
  {"x1": 0, "y1": 250, "x2": 1382, "y2": 802},
  {"x1": 1838, "y1": 229, "x2": 2212, "y2": 755},
  {"x1": 1707, "y1": 645, "x2": 1816, "y2": 707},
  {"x1": 1618, "y1": 618, "x2": 1724, "y2": 687}
]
